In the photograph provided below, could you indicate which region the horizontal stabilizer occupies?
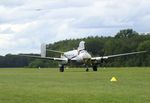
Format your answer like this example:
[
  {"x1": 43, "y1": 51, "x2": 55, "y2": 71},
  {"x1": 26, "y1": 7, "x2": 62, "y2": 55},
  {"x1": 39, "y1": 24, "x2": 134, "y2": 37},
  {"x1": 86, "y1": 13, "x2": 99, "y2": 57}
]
[
  {"x1": 47, "y1": 49, "x2": 64, "y2": 54},
  {"x1": 19, "y1": 54, "x2": 67, "y2": 61}
]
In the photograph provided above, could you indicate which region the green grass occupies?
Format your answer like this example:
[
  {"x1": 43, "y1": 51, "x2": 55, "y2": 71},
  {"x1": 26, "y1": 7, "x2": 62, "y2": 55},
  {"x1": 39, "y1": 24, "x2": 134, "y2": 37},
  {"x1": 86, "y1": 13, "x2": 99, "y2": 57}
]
[{"x1": 0, "y1": 67, "x2": 150, "y2": 103}]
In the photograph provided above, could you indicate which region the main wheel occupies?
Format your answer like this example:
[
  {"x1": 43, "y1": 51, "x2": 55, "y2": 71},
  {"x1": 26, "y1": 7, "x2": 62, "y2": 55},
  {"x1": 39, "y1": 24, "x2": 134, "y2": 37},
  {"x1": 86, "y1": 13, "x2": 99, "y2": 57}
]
[
  {"x1": 93, "y1": 66, "x2": 97, "y2": 71},
  {"x1": 59, "y1": 65, "x2": 64, "y2": 72}
]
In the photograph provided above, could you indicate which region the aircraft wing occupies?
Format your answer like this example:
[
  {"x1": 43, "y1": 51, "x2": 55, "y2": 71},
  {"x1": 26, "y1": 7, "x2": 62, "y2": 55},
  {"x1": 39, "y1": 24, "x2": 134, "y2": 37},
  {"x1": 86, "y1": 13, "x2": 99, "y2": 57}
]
[
  {"x1": 91, "y1": 51, "x2": 146, "y2": 61},
  {"x1": 19, "y1": 54, "x2": 67, "y2": 61}
]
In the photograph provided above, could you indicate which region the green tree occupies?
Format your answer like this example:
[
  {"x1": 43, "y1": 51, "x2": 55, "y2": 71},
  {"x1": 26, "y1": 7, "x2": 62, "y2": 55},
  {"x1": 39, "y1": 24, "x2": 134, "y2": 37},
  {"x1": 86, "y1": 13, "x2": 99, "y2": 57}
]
[{"x1": 115, "y1": 29, "x2": 139, "y2": 38}]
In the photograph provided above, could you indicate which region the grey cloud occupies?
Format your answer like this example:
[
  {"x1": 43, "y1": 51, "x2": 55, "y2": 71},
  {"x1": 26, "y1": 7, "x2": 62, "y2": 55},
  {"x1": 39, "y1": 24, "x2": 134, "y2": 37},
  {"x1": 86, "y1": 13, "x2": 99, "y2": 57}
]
[
  {"x1": 0, "y1": 0, "x2": 150, "y2": 55},
  {"x1": 0, "y1": 28, "x2": 14, "y2": 34},
  {"x1": 72, "y1": 16, "x2": 132, "y2": 29},
  {"x1": 0, "y1": 0, "x2": 24, "y2": 7}
]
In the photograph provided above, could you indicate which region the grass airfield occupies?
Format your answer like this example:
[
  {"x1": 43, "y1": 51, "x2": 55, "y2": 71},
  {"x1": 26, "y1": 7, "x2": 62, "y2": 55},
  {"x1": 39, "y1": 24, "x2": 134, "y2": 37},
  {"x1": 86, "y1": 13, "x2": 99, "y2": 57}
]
[{"x1": 0, "y1": 67, "x2": 150, "y2": 103}]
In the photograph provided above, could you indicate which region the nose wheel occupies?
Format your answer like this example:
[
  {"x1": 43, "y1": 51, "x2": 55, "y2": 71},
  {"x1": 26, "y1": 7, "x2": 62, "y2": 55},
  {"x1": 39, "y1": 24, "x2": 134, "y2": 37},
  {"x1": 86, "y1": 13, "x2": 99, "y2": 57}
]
[
  {"x1": 85, "y1": 65, "x2": 89, "y2": 72},
  {"x1": 86, "y1": 68, "x2": 89, "y2": 72}
]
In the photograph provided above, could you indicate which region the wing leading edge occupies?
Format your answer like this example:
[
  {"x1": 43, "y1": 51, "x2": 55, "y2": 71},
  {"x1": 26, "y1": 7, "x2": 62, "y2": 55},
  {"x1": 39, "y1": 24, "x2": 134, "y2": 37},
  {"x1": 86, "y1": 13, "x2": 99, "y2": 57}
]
[{"x1": 91, "y1": 51, "x2": 146, "y2": 61}]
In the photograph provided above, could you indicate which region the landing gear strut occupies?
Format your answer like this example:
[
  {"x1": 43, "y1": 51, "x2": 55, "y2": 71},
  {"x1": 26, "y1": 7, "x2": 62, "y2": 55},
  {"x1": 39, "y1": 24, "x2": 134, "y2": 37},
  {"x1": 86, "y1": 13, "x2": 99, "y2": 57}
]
[
  {"x1": 85, "y1": 66, "x2": 89, "y2": 72},
  {"x1": 59, "y1": 65, "x2": 64, "y2": 72},
  {"x1": 92, "y1": 65, "x2": 97, "y2": 71}
]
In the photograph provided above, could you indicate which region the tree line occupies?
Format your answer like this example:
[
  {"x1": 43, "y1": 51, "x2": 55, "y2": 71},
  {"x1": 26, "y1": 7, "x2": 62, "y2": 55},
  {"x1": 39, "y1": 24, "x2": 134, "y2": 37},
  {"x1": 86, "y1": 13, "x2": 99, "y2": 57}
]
[{"x1": 0, "y1": 29, "x2": 150, "y2": 68}]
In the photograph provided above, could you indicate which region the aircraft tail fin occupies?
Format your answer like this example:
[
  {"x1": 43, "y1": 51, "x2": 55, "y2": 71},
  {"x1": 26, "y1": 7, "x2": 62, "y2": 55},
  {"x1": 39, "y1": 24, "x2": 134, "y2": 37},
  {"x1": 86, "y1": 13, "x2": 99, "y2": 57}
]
[
  {"x1": 41, "y1": 43, "x2": 46, "y2": 57},
  {"x1": 78, "y1": 41, "x2": 85, "y2": 51}
]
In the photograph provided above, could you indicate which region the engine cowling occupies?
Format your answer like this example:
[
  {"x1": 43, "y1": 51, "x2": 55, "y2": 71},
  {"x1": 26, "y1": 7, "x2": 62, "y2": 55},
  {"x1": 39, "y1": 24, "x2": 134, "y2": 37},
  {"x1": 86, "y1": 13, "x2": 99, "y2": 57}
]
[{"x1": 60, "y1": 58, "x2": 68, "y2": 65}]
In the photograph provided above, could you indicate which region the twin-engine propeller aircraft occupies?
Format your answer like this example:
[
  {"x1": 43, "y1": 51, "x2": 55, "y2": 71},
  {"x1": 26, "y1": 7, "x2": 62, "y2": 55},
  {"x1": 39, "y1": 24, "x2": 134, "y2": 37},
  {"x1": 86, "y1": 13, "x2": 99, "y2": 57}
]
[{"x1": 21, "y1": 41, "x2": 146, "y2": 72}]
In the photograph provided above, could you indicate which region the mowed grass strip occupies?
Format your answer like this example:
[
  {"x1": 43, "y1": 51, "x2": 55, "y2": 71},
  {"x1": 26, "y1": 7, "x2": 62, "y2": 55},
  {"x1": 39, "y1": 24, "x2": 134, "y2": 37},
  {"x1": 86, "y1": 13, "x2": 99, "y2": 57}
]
[{"x1": 0, "y1": 67, "x2": 149, "y2": 103}]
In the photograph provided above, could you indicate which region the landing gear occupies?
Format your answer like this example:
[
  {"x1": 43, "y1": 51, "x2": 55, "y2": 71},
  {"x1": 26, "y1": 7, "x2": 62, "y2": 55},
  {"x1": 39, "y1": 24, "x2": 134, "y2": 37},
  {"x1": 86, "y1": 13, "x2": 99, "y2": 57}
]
[
  {"x1": 92, "y1": 65, "x2": 97, "y2": 71},
  {"x1": 86, "y1": 68, "x2": 89, "y2": 72},
  {"x1": 83, "y1": 64, "x2": 89, "y2": 72},
  {"x1": 59, "y1": 65, "x2": 64, "y2": 72}
]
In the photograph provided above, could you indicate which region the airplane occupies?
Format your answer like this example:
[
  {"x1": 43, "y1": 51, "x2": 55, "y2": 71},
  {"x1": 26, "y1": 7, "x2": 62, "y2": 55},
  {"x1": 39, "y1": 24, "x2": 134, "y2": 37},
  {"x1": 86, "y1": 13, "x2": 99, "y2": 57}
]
[{"x1": 20, "y1": 41, "x2": 146, "y2": 72}]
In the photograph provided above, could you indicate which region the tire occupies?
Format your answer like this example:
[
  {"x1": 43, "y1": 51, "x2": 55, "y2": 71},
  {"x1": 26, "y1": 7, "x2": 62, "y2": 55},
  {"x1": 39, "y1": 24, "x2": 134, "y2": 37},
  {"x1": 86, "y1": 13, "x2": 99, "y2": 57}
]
[
  {"x1": 60, "y1": 65, "x2": 64, "y2": 72},
  {"x1": 93, "y1": 66, "x2": 97, "y2": 71},
  {"x1": 86, "y1": 68, "x2": 89, "y2": 72}
]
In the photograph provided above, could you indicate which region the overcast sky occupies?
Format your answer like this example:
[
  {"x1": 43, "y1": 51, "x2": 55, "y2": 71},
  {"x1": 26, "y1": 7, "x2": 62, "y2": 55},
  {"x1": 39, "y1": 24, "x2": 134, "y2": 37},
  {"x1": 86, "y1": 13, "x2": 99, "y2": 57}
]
[{"x1": 0, "y1": 0, "x2": 150, "y2": 55}]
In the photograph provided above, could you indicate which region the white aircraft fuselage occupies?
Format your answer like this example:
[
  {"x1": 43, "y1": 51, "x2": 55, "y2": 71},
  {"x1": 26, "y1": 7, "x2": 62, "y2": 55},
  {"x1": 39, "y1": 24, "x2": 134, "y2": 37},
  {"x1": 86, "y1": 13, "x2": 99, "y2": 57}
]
[{"x1": 62, "y1": 49, "x2": 92, "y2": 65}]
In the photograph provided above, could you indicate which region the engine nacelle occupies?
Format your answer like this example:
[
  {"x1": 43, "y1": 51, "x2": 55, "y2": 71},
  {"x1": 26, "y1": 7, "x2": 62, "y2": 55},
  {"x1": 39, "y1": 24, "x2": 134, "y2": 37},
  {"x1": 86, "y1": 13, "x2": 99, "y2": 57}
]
[{"x1": 61, "y1": 58, "x2": 68, "y2": 65}]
